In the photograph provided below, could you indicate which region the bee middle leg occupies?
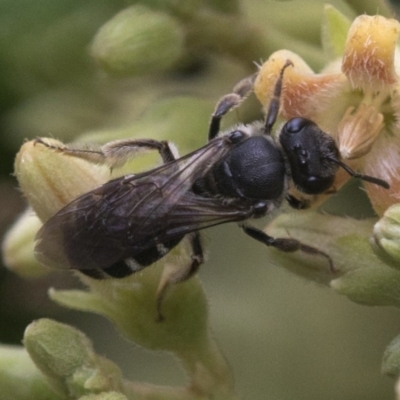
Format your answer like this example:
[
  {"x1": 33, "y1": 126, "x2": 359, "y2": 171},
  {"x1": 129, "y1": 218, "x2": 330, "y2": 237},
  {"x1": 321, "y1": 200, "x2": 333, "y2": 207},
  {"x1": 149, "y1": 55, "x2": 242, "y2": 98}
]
[
  {"x1": 155, "y1": 232, "x2": 204, "y2": 321},
  {"x1": 241, "y1": 224, "x2": 335, "y2": 272},
  {"x1": 35, "y1": 137, "x2": 178, "y2": 169}
]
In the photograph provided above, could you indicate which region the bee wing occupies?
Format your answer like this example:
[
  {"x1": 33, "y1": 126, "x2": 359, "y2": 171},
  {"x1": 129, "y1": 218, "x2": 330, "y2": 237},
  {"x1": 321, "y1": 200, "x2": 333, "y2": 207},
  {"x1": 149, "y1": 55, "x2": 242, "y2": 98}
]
[{"x1": 35, "y1": 137, "x2": 248, "y2": 270}]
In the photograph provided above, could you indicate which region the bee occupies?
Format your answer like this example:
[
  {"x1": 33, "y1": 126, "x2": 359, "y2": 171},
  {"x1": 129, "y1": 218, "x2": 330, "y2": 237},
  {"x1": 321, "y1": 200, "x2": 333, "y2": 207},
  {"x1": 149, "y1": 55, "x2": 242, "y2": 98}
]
[{"x1": 34, "y1": 61, "x2": 389, "y2": 319}]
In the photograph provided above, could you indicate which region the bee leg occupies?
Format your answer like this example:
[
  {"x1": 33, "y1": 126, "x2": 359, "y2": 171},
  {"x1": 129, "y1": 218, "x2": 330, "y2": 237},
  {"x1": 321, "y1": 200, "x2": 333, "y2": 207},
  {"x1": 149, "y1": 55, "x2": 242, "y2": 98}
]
[
  {"x1": 35, "y1": 138, "x2": 178, "y2": 169},
  {"x1": 208, "y1": 74, "x2": 256, "y2": 141},
  {"x1": 241, "y1": 224, "x2": 336, "y2": 273},
  {"x1": 155, "y1": 232, "x2": 204, "y2": 322},
  {"x1": 101, "y1": 139, "x2": 177, "y2": 167},
  {"x1": 264, "y1": 60, "x2": 293, "y2": 135}
]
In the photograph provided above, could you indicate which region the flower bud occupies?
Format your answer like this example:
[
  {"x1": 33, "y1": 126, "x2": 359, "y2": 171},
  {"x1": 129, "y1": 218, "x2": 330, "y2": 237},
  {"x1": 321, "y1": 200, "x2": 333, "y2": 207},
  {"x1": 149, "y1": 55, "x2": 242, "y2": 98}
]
[
  {"x1": 91, "y1": 5, "x2": 185, "y2": 76},
  {"x1": 331, "y1": 264, "x2": 400, "y2": 308},
  {"x1": 266, "y1": 211, "x2": 400, "y2": 307},
  {"x1": 0, "y1": 345, "x2": 58, "y2": 400},
  {"x1": 373, "y1": 204, "x2": 400, "y2": 265},
  {"x1": 3, "y1": 139, "x2": 109, "y2": 277},
  {"x1": 2, "y1": 210, "x2": 49, "y2": 277},
  {"x1": 382, "y1": 334, "x2": 400, "y2": 377},
  {"x1": 78, "y1": 393, "x2": 128, "y2": 400},
  {"x1": 24, "y1": 319, "x2": 124, "y2": 397},
  {"x1": 15, "y1": 139, "x2": 108, "y2": 222},
  {"x1": 265, "y1": 211, "x2": 378, "y2": 283}
]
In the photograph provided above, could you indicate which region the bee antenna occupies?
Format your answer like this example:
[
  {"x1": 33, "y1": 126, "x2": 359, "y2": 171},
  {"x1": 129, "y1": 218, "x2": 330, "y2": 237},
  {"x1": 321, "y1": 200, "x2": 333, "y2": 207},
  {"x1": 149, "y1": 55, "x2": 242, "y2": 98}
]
[{"x1": 327, "y1": 157, "x2": 390, "y2": 189}]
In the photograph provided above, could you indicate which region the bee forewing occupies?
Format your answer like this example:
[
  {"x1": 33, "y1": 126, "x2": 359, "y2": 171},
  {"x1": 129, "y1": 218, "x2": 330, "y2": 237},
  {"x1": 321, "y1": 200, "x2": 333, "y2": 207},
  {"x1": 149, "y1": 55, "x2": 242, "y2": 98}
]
[{"x1": 34, "y1": 138, "x2": 237, "y2": 271}]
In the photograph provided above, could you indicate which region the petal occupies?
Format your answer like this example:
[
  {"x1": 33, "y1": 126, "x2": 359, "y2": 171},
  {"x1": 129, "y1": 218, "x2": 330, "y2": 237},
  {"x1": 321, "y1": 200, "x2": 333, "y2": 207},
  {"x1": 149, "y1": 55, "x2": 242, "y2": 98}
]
[
  {"x1": 362, "y1": 131, "x2": 400, "y2": 216},
  {"x1": 342, "y1": 15, "x2": 400, "y2": 91},
  {"x1": 335, "y1": 103, "x2": 384, "y2": 160},
  {"x1": 254, "y1": 50, "x2": 344, "y2": 123}
]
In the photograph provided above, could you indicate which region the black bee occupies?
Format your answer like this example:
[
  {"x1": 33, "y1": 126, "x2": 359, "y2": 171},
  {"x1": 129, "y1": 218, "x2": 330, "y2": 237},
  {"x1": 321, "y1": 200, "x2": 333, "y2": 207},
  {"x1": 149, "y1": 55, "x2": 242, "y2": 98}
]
[{"x1": 35, "y1": 61, "x2": 389, "y2": 317}]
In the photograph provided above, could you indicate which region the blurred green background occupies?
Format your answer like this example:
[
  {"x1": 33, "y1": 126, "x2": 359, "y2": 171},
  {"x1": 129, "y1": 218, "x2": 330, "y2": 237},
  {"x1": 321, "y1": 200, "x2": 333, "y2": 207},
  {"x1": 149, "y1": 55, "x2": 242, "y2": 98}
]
[{"x1": 1, "y1": 0, "x2": 400, "y2": 399}]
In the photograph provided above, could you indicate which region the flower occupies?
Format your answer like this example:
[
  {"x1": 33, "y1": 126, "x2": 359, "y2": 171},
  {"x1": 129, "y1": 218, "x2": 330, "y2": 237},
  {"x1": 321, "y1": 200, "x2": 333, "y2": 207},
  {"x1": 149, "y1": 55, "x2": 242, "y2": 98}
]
[
  {"x1": 254, "y1": 10, "x2": 400, "y2": 308},
  {"x1": 254, "y1": 13, "x2": 400, "y2": 217}
]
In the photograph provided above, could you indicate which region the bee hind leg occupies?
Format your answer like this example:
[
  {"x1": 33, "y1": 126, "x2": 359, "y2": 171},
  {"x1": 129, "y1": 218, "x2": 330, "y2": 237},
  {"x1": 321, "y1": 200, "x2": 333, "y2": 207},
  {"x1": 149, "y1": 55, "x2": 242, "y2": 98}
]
[
  {"x1": 34, "y1": 137, "x2": 178, "y2": 169},
  {"x1": 155, "y1": 232, "x2": 204, "y2": 322}
]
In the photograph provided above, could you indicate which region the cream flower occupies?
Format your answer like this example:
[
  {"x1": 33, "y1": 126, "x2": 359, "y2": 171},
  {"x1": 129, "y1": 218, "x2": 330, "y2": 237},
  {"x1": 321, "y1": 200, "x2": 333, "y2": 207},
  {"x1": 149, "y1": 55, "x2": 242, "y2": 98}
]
[
  {"x1": 257, "y1": 11, "x2": 400, "y2": 308},
  {"x1": 254, "y1": 14, "x2": 400, "y2": 216}
]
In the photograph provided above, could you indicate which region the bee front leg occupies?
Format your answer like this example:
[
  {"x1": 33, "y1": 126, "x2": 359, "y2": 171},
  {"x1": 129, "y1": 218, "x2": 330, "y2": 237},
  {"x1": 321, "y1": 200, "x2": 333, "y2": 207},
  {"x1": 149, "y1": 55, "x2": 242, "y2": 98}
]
[
  {"x1": 35, "y1": 137, "x2": 178, "y2": 169},
  {"x1": 155, "y1": 232, "x2": 204, "y2": 322}
]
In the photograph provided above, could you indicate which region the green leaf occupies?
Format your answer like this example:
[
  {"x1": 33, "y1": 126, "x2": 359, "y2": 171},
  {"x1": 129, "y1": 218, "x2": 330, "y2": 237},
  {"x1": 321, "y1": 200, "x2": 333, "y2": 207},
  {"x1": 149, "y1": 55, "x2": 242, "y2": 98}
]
[{"x1": 322, "y1": 4, "x2": 352, "y2": 60}]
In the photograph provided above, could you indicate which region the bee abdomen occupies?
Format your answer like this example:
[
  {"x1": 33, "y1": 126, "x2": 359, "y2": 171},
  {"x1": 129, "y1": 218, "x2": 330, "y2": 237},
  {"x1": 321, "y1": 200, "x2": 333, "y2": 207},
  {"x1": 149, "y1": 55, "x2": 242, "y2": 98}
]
[{"x1": 79, "y1": 237, "x2": 183, "y2": 279}]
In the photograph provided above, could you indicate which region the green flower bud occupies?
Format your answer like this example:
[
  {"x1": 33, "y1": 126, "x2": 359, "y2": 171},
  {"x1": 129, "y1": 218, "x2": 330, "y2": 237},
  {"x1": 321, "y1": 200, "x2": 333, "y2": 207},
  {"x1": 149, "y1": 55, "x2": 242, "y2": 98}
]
[
  {"x1": 382, "y1": 334, "x2": 400, "y2": 377},
  {"x1": 78, "y1": 393, "x2": 127, "y2": 400},
  {"x1": 266, "y1": 211, "x2": 400, "y2": 307},
  {"x1": 373, "y1": 203, "x2": 400, "y2": 266},
  {"x1": 331, "y1": 264, "x2": 400, "y2": 307},
  {"x1": 2, "y1": 210, "x2": 50, "y2": 278},
  {"x1": 265, "y1": 212, "x2": 374, "y2": 284},
  {"x1": 24, "y1": 319, "x2": 124, "y2": 398},
  {"x1": 128, "y1": 0, "x2": 204, "y2": 16},
  {"x1": 14, "y1": 139, "x2": 109, "y2": 223},
  {"x1": 91, "y1": 5, "x2": 185, "y2": 76},
  {"x1": 0, "y1": 344, "x2": 64, "y2": 400}
]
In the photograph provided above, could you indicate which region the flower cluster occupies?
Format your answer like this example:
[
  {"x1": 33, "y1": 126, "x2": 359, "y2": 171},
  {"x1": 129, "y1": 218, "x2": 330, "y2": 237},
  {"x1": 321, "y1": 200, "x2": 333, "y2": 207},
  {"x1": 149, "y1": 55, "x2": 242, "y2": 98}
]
[
  {"x1": 253, "y1": 11, "x2": 400, "y2": 300},
  {"x1": 255, "y1": 13, "x2": 400, "y2": 216},
  {"x1": 2, "y1": 2, "x2": 400, "y2": 399}
]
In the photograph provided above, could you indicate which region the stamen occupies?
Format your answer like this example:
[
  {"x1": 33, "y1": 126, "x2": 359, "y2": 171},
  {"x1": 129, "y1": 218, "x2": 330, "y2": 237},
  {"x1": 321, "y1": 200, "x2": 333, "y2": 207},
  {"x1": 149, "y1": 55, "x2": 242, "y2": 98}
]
[{"x1": 336, "y1": 103, "x2": 384, "y2": 160}]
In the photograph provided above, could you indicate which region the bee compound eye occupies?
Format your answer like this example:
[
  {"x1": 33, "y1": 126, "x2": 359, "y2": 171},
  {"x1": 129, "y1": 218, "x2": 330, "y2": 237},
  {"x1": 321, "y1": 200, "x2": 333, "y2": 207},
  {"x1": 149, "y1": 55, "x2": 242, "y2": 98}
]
[{"x1": 285, "y1": 117, "x2": 311, "y2": 133}]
